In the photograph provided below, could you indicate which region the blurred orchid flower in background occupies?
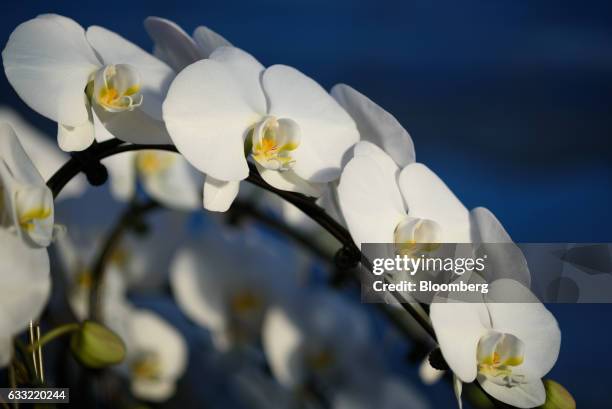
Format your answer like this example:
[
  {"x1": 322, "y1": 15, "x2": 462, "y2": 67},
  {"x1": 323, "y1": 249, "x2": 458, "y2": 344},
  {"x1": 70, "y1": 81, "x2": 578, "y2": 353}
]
[
  {"x1": 171, "y1": 223, "x2": 299, "y2": 350},
  {"x1": 430, "y1": 279, "x2": 561, "y2": 408},
  {"x1": 112, "y1": 308, "x2": 188, "y2": 402},
  {"x1": 2, "y1": 14, "x2": 174, "y2": 151},
  {"x1": 101, "y1": 150, "x2": 202, "y2": 210},
  {"x1": 0, "y1": 123, "x2": 53, "y2": 366},
  {"x1": 163, "y1": 46, "x2": 359, "y2": 211},
  {"x1": 262, "y1": 290, "x2": 375, "y2": 403},
  {"x1": 0, "y1": 107, "x2": 87, "y2": 200}
]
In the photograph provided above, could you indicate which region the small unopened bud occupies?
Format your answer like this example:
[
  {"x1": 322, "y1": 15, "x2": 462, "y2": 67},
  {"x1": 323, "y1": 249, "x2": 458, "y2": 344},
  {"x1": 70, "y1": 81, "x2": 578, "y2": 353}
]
[
  {"x1": 541, "y1": 379, "x2": 576, "y2": 409},
  {"x1": 70, "y1": 321, "x2": 125, "y2": 368}
]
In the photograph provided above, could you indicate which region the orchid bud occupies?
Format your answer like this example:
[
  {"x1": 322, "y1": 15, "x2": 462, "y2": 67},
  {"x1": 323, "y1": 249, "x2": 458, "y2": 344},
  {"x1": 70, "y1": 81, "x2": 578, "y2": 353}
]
[
  {"x1": 541, "y1": 379, "x2": 576, "y2": 409},
  {"x1": 70, "y1": 321, "x2": 125, "y2": 368}
]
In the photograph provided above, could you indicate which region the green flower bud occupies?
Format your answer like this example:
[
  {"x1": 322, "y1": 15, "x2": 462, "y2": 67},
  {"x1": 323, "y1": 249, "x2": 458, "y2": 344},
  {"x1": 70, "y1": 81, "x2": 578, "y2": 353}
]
[
  {"x1": 70, "y1": 321, "x2": 126, "y2": 368},
  {"x1": 541, "y1": 379, "x2": 576, "y2": 409}
]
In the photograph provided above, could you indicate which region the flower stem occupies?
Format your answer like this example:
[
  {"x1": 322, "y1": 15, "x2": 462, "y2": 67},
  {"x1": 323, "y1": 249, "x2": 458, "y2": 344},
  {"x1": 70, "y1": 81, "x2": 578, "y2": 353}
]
[{"x1": 26, "y1": 323, "x2": 80, "y2": 353}]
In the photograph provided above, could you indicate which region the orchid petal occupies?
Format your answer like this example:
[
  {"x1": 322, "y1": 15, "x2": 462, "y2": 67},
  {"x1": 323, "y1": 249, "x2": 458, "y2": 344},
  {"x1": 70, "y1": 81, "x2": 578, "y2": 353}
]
[
  {"x1": 430, "y1": 301, "x2": 490, "y2": 382},
  {"x1": 263, "y1": 65, "x2": 359, "y2": 183},
  {"x1": 337, "y1": 155, "x2": 405, "y2": 247},
  {"x1": 479, "y1": 377, "x2": 546, "y2": 408},
  {"x1": 2, "y1": 15, "x2": 100, "y2": 126},
  {"x1": 202, "y1": 176, "x2": 240, "y2": 212},
  {"x1": 398, "y1": 163, "x2": 471, "y2": 243},
  {"x1": 0, "y1": 107, "x2": 86, "y2": 200},
  {"x1": 485, "y1": 279, "x2": 561, "y2": 380},
  {"x1": 332, "y1": 84, "x2": 415, "y2": 166},
  {"x1": 0, "y1": 229, "x2": 50, "y2": 335},
  {"x1": 86, "y1": 26, "x2": 174, "y2": 120},
  {"x1": 262, "y1": 307, "x2": 305, "y2": 388},
  {"x1": 470, "y1": 207, "x2": 531, "y2": 286},
  {"x1": 163, "y1": 56, "x2": 260, "y2": 180},
  {"x1": 101, "y1": 152, "x2": 137, "y2": 201},
  {"x1": 92, "y1": 102, "x2": 172, "y2": 145},
  {"x1": 170, "y1": 247, "x2": 230, "y2": 334},
  {"x1": 144, "y1": 17, "x2": 203, "y2": 71},
  {"x1": 193, "y1": 25, "x2": 232, "y2": 57},
  {"x1": 140, "y1": 152, "x2": 202, "y2": 210},
  {"x1": 256, "y1": 163, "x2": 321, "y2": 197},
  {"x1": 128, "y1": 310, "x2": 187, "y2": 401}
]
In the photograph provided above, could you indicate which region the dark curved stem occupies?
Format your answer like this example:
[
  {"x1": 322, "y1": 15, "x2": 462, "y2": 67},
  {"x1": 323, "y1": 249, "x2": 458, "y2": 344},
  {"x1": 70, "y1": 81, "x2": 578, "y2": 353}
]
[{"x1": 46, "y1": 139, "x2": 516, "y2": 409}]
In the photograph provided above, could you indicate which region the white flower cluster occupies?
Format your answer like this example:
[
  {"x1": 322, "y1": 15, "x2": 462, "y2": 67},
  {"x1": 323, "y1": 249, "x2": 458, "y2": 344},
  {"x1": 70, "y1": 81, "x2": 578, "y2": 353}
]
[{"x1": 0, "y1": 14, "x2": 563, "y2": 409}]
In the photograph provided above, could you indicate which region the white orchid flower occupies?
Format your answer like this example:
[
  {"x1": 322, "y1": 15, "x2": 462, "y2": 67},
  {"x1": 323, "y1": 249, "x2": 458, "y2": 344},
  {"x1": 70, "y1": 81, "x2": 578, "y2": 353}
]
[
  {"x1": 2, "y1": 14, "x2": 174, "y2": 151},
  {"x1": 0, "y1": 123, "x2": 52, "y2": 366},
  {"x1": 0, "y1": 107, "x2": 87, "y2": 201},
  {"x1": 144, "y1": 17, "x2": 231, "y2": 71},
  {"x1": 163, "y1": 46, "x2": 359, "y2": 211},
  {"x1": 55, "y1": 190, "x2": 193, "y2": 311},
  {"x1": 262, "y1": 290, "x2": 372, "y2": 392},
  {"x1": 100, "y1": 150, "x2": 203, "y2": 210},
  {"x1": 430, "y1": 279, "x2": 561, "y2": 408},
  {"x1": 337, "y1": 141, "x2": 530, "y2": 285},
  {"x1": 170, "y1": 223, "x2": 298, "y2": 350},
  {"x1": 110, "y1": 307, "x2": 188, "y2": 402}
]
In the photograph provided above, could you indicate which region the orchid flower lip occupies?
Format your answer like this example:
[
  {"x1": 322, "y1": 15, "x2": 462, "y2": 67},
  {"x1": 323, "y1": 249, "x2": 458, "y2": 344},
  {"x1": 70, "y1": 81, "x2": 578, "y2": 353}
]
[
  {"x1": 477, "y1": 330, "x2": 527, "y2": 387},
  {"x1": 93, "y1": 64, "x2": 143, "y2": 113},
  {"x1": 393, "y1": 216, "x2": 442, "y2": 256},
  {"x1": 250, "y1": 116, "x2": 301, "y2": 172}
]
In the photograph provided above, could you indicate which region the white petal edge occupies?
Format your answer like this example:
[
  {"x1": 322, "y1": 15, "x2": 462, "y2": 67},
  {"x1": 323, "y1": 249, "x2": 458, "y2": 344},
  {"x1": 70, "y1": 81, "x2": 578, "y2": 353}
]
[
  {"x1": 163, "y1": 58, "x2": 256, "y2": 180},
  {"x1": 398, "y1": 163, "x2": 471, "y2": 243},
  {"x1": 470, "y1": 207, "x2": 531, "y2": 287},
  {"x1": 202, "y1": 176, "x2": 240, "y2": 212},
  {"x1": 332, "y1": 83, "x2": 415, "y2": 167},
  {"x1": 485, "y1": 279, "x2": 561, "y2": 380},
  {"x1": 337, "y1": 155, "x2": 405, "y2": 247},
  {"x1": 261, "y1": 307, "x2": 305, "y2": 388},
  {"x1": 429, "y1": 301, "x2": 490, "y2": 383},
  {"x1": 2, "y1": 15, "x2": 100, "y2": 126},
  {"x1": 479, "y1": 377, "x2": 546, "y2": 409},
  {"x1": 192, "y1": 25, "x2": 232, "y2": 57},
  {"x1": 144, "y1": 17, "x2": 203, "y2": 71}
]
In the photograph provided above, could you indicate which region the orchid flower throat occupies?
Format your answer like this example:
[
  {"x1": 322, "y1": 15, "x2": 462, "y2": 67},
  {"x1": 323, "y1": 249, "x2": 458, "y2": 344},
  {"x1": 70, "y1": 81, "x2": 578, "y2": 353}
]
[
  {"x1": 477, "y1": 331, "x2": 526, "y2": 387},
  {"x1": 393, "y1": 216, "x2": 442, "y2": 256},
  {"x1": 92, "y1": 64, "x2": 143, "y2": 112},
  {"x1": 136, "y1": 151, "x2": 177, "y2": 176},
  {"x1": 14, "y1": 185, "x2": 54, "y2": 246},
  {"x1": 131, "y1": 351, "x2": 162, "y2": 380},
  {"x1": 250, "y1": 116, "x2": 301, "y2": 171}
]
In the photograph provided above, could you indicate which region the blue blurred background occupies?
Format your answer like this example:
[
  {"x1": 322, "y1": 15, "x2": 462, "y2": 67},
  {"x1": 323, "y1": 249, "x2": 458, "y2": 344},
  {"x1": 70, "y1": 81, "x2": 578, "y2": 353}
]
[{"x1": 1, "y1": 0, "x2": 610, "y2": 406}]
